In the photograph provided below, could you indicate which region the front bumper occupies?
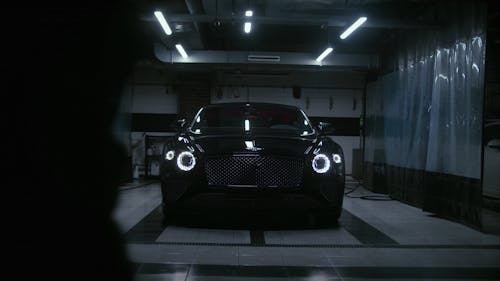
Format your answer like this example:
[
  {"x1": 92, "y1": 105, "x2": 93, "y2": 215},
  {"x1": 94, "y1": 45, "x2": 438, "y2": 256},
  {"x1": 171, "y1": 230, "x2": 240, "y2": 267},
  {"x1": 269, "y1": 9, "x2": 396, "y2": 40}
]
[{"x1": 160, "y1": 167, "x2": 344, "y2": 212}]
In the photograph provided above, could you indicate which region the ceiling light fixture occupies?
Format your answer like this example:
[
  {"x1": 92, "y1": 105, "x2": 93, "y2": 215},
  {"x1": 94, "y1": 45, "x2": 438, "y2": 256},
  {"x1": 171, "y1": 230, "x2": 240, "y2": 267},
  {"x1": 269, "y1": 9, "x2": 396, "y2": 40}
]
[
  {"x1": 340, "y1": 17, "x2": 367, "y2": 40},
  {"x1": 154, "y1": 11, "x2": 172, "y2": 35},
  {"x1": 244, "y1": 10, "x2": 253, "y2": 33},
  {"x1": 244, "y1": 22, "x2": 252, "y2": 33},
  {"x1": 175, "y1": 44, "x2": 188, "y2": 58},
  {"x1": 316, "y1": 47, "x2": 333, "y2": 62}
]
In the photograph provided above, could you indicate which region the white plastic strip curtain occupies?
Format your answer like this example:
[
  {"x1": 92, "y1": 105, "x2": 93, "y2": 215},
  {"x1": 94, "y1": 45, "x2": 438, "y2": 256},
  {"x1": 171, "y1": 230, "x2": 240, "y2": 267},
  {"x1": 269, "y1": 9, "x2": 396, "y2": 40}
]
[
  {"x1": 364, "y1": 82, "x2": 386, "y2": 164},
  {"x1": 364, "y1": 1, "x2": 486, "y2": 225},
  {"x1": 364, "y1": 47, "x2": 435, "y2": 173},
  {"x1": 374, "y1": 35, "x2": 485, "y2": 177},
  {"x1": 426, "y1": 36, "x2": 485, "y2": 178}
]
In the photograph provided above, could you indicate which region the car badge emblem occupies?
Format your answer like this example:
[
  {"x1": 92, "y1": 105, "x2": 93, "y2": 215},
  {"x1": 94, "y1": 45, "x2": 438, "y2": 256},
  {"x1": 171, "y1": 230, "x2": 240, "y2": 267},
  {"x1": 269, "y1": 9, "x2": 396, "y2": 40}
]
[{"x1": 244, "y1": 140, "x2": 263, "y2": 151}]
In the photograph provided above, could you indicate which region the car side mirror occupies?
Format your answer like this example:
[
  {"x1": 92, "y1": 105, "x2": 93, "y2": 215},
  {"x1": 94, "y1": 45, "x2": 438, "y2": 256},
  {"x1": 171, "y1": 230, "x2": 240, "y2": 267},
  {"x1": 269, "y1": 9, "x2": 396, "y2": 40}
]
[
  {"x1": 170, "y1": 118, "x2": 187, "y2": 131},
  {"x1": 317, "y1": 122, "x2": 335, "y2": 135},
  {"x1": 176, "y1": 118, "x2": 186, "y2": 130}
]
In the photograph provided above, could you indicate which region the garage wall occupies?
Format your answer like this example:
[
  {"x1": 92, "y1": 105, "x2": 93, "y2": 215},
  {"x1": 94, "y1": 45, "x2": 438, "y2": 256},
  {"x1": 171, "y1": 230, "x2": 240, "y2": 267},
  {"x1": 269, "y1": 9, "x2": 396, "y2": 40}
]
[
  {"x1": 129, "y1": 65, "x2": 180, "y2": 133},
  {"x1": 364, "y1": 1, "x2": 487, "y2": 228},
  {"x1": 113, "y1": 78, "x2": 133, "y2": 153},
  {"x1": 132, "y1": 85, "x2": 177, "y2": 114},
  {"x1": 110, "y1": 78, "x2": 134, "y2": 182},
  {"x1": 211, "y1": 87, "x2": 362, "y2": 117}
]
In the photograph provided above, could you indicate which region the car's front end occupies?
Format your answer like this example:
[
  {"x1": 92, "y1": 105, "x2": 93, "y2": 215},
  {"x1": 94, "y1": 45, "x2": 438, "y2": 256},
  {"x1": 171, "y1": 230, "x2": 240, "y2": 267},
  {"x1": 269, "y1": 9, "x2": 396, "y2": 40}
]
[{"x1": 160, "y1": 103, "x2": 345, "y2": 220}]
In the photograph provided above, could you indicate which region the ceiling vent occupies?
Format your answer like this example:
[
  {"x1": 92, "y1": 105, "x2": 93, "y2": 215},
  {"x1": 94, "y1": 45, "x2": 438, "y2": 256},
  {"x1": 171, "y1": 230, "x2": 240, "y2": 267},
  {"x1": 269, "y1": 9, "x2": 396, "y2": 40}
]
[{"x1": 247, "y1": 55, "x2": 281, "y2": 63}]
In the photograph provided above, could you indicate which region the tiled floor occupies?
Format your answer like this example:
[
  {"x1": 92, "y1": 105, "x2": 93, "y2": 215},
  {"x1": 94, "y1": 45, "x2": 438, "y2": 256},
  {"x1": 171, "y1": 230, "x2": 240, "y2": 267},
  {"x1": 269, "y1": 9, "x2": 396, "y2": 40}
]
[{"x1": 113, "y1": 178, "x2": 500, "y2": 281}]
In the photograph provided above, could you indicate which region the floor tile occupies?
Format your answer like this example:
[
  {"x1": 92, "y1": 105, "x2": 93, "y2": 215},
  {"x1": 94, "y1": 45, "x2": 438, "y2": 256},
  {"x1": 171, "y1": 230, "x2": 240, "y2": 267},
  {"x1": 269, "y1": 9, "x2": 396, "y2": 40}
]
[
  {"x1": 156, "y1": 226, "x2": 250, "y2": 244},
  {"x1": 238, "y1": 254, "x2": 285, "y2": 266},
  {"x1": 265, "y1": 228, "x2": 361, "y2": 245},
  {"x1": 127, "y1": 244, "x2": 198, "y2": 264},
  {"x1": 195, "y1": 247, "x2": 239, "y2": 265},
  {"x1": 280, "y1": 248, "x2": 332, "y2": 267},
  {"x1": 237, "y1": 265, "x2": 289, "y2": 278},
  {"x1": 135, "y1": 273, "x2": 188, "y2": 281}
]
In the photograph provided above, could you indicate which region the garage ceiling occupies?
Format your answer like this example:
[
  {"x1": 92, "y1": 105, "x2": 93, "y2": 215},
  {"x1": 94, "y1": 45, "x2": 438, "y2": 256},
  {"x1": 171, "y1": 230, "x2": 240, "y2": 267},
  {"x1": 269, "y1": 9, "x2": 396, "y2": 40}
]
[
  {"x1": 135, "y1": 0, "x2": 498, "y2": 76},
  {"x1": 139, "y1": 0, "x2": 437, "y2": 57}
]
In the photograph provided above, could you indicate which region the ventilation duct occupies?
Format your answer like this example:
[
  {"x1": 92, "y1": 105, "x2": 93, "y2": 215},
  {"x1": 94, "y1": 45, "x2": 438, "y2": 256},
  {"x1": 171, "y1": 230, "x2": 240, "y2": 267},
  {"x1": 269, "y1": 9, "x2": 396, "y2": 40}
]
[
  {"x1": 247, "y1": 55, "x2": 281, "y2": 63},
  {"x1": 154, "y1": 44, "x2": 379, "y2": 69}
]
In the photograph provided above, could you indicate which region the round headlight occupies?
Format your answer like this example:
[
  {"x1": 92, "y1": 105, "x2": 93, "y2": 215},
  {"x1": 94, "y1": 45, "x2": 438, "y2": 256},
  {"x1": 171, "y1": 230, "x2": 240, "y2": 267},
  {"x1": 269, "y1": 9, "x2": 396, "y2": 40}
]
[
  {"x1": 332, "y1": 153, "x2": 342, "y2": 164},
  {"x1": 165, "y1": 150, "x2": 175, "y2": 160},
  {"x1": 177, "y1": 151, "x2": 196, "y2": 171},
  {"x1": 312, "y1": 154, "x2": 331, "y2": 174}
]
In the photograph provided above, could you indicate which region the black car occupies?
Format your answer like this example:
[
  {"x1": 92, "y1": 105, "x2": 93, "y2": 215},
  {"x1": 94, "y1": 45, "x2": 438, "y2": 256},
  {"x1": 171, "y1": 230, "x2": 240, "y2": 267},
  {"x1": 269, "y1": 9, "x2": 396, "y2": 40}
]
[{"x1": 160, "y1": 103, "x2": 345, "y2": 222}]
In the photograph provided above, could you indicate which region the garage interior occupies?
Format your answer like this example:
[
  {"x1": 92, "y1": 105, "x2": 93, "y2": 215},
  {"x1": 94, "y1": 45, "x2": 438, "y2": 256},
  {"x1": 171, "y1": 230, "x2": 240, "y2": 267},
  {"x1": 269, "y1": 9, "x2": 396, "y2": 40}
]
[
  {"x1": 110, "y1": 0, "x2": 500, "y2": 280},
  {"x1": 16, "y1": 0, "x2": 500, "y2": 280},
  {"x1": 105, "y1": 1, "x2": 500, "y2": 280}
]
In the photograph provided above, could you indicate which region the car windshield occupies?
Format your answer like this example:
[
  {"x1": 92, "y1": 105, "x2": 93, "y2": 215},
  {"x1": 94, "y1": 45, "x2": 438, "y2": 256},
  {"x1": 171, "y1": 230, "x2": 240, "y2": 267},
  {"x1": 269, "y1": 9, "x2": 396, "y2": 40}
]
[{"x1": 189, "y1": 104, "x2": 314, "y2": 136}]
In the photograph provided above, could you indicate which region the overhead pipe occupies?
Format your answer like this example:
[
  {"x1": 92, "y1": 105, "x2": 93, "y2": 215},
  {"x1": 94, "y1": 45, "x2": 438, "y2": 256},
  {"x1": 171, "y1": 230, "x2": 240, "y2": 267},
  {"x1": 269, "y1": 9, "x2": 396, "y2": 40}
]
[{"x1": 142, "y1": 14, "x2": 433, "y2": 29}]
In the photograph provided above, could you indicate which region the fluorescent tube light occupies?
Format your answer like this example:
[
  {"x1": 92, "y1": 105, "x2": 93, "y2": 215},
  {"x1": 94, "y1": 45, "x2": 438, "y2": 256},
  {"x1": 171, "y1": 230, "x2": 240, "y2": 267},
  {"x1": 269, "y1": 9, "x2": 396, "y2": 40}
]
[
  {"x1": 244, "y1": 22, "x2": 252, "y2": 33},
  {"x1": 245, "y1": 10, "x2": 253, "y2": 17},
  {"x1": 340, "y1": 17, "x2": 367, "y2": 40},
  {"x1": 316, "y1": 47, "x2": 333, "y2": 62},
  {"x1": 154, "y1": 11, "x2": 172, "y2": 35},
  {"x1": 175, "y1": 44, "x2": 188, "y2": 58}
]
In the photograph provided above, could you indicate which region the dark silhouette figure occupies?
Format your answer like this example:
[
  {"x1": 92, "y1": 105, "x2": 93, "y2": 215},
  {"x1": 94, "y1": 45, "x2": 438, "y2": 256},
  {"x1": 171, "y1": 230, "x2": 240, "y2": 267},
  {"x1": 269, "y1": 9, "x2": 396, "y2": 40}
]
[{"x1": 10, "y1": 2, "x2": 141, "y2": 280}]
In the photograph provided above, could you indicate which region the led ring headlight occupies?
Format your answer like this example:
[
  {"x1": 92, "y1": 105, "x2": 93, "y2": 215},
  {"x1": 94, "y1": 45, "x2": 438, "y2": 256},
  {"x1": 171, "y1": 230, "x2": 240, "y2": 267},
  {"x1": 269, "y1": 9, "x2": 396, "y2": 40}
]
[
  {"x1": 333, "y1": 153, "x2": 342, "y2": 164},
  {"x1": 165, "y1": 150, "x2": 175, "y2": 160},
  {"x1": 312, "y1": 153, "x2": 331, "y2": 174},
  {"x1": 177, "y1": 151, "x2": 196, "y2": 171}
]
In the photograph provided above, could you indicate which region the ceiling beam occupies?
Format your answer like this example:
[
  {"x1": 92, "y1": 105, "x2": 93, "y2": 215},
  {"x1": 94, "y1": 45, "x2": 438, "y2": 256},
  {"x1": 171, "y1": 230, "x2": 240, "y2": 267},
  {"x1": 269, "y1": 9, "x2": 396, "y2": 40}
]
[
  {"x1": 142, "y1": 14, "x2": 433, "y2": 29},
  {"x1": 184, "y1": 0, "x2": 200, "y2": 32}
]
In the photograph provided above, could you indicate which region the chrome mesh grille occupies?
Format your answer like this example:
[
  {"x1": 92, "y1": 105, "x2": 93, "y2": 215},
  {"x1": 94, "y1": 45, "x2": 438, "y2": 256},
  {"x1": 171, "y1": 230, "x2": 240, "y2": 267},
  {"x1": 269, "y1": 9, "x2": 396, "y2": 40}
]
[{"x1": 205, "y1": 155, "x2": 304, "y2": 187}]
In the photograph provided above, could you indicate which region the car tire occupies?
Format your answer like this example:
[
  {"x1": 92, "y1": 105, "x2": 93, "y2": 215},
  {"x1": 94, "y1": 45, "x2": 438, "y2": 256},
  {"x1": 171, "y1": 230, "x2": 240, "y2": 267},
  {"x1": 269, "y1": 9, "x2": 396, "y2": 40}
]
[
  {"x1": 318, "y1": 207, "x2": 342, "y2": 227},
  {"x1": 161, "y1": 204, "x2": 175, "y2": 225},
  {"x1": 330, "y1": 207, "x2": 342, "y2": 220}
]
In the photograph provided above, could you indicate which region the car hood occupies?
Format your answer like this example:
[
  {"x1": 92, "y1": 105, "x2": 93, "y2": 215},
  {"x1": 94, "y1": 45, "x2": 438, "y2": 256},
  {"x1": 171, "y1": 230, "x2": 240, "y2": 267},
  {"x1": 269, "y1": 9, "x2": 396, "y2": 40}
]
[{"x1": 192, "y1": 135, "x2": 316, "y2": 157}]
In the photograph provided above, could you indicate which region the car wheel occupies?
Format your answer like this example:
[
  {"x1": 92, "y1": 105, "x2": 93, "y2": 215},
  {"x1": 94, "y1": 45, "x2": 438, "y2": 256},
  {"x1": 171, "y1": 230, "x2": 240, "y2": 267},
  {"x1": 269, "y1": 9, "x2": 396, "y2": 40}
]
[
  {"x1": 318, "y1": 207, "x2": 342, "y2": 227},
  {"x1": 306, "y1": 213, "x2": 319, "y2": 228},
  {"x1": 161, "y1": 204, "x2": 175, "y2": 225},
  {"x1": 329, "y1": 207, "x2": 342, "y2": 220}
]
